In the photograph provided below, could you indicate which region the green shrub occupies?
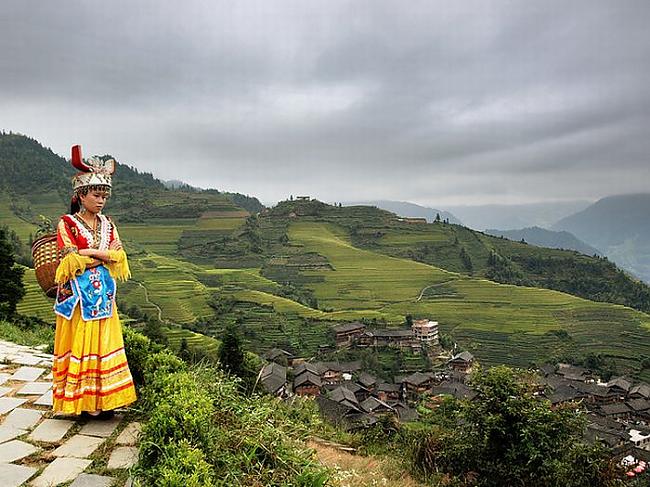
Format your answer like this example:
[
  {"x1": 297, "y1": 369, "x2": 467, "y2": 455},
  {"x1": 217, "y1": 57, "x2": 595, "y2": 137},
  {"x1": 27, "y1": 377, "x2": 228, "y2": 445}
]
[{"x1": 127, "y1": 328, "x2": 331, "y2": 486}]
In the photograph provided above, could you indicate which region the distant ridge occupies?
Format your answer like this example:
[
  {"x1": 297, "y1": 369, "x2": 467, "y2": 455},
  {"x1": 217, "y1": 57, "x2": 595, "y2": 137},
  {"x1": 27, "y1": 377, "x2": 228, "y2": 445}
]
[
  {"x1": 447, "y1": 200, "x2": 592, "y2": 231},
  {"x1": 344, "y1": 200, "x2": 462, "y2": 224},
  {"x1": 485, "y1": 226, "x2": 601, "y2": 257},
  {"x1": 553, "y1": 193, "x2": 650, "y2": 282}
]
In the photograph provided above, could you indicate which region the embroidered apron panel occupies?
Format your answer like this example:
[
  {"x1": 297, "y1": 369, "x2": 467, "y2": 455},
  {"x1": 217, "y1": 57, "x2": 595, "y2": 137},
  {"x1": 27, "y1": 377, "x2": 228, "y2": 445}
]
[
  {"x1": 53, "y1": 280, "x2": 80, "y2": 320},
  {"x1": 76, "y1": 265, "x2": 116, "y2": 320}
]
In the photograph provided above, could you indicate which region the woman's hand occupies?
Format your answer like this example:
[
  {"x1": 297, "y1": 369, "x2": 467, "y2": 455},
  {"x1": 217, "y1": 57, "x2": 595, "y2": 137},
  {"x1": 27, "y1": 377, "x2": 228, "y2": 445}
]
[{"x1": 109, "y1": 240, "x2": 123, "y2": 251}]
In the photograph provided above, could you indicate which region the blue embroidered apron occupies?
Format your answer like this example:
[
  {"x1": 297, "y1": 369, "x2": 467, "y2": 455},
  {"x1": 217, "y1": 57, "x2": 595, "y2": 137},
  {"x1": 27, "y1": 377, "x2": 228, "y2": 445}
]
[{"x1": 54, "y1": 265, "x2": 116, "y2": 321}]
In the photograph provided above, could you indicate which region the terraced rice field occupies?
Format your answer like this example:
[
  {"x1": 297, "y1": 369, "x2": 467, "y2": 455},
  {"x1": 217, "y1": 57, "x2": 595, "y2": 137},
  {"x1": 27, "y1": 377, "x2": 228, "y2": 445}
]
[
  {"x1": 0, "y1": 195, "x2": 38, "y2": 241},
  {"x1": 289, "y1": 221, "x2": 650, "y2": 377},
  {"x1": 16, "y1": 268, "x2": 54, "y2": 321},
  {"x1": 163, "y1": 325, "x2": 221, "y2": 355}
]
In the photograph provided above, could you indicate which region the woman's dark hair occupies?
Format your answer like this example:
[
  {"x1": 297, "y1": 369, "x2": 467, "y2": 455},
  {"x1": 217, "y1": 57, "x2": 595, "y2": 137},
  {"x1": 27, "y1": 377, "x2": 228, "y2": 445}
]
[
  {"x1": 69, "y1": 186, "x2": 110, "y2": 214},
  {"x1": 70, "y1": 194, "x2": 81, "y2": 214}
]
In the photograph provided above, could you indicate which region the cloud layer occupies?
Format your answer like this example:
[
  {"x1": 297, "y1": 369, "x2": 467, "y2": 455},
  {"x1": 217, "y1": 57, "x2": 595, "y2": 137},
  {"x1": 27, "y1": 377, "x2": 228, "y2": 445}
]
[{"x1": 2, "y1": 1, "x2": 649, "y2": 205}]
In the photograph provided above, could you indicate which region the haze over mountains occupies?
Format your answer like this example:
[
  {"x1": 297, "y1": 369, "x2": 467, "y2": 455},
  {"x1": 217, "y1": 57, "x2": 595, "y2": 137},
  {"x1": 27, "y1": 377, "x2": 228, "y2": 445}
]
[
  {"x1": 444, "y1": 201, "x2": 593, "y2": 231},
  {"x1": 553, "y1": 194, "x2": 650, "y2": 283},
  {"x1": 360, "y1": 196, "x2": 650, "y2": 283},
  {"x1": 343, "y1": 200, "x2": 461, "y2": 224}
]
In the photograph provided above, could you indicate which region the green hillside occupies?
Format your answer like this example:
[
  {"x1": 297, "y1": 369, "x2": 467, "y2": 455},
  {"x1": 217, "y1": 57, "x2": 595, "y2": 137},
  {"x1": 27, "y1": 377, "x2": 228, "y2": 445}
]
[{"x1": 5, "y1": 135, "x2": 650, "y2": 380}]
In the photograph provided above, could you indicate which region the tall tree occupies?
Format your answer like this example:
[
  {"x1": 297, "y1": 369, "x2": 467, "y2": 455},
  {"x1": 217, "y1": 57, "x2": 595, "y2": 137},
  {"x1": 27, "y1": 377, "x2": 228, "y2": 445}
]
[
  {"x1": 412, "y1": 366, "x2": 616, "y2": 487},
  {"x1": 0, "y1": 227, "x2": 25, "y2": 319},
  {"x1": 219, "y1": 322, "x2": 245, "y2": 377}
]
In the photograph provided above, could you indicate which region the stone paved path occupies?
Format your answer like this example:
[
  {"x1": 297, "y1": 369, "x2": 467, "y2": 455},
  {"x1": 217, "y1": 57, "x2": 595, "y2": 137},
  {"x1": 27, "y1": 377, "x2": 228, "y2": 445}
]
[{"x1": 0, "y1": 340, "x2": 141, "y2": 486}]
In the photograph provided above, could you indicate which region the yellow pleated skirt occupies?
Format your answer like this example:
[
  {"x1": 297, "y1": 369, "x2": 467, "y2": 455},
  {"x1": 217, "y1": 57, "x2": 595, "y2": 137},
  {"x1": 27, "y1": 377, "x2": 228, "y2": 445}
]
[{"x1": 53, "y1": 305, "x2": 137, "y2": 414}]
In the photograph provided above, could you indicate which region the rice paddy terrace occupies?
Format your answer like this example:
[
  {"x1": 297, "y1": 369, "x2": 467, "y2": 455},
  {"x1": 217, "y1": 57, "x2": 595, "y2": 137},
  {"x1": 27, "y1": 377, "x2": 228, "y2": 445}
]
[{"x1": 6, "y1": 192, "x2": 650, "y2": 380}]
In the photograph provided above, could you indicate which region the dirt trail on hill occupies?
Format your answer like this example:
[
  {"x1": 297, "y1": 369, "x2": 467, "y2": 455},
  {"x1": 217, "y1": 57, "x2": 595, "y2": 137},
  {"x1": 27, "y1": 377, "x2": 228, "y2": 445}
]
[{"x1": 307, "y1": 439, "x2": 423, "y2": 487}]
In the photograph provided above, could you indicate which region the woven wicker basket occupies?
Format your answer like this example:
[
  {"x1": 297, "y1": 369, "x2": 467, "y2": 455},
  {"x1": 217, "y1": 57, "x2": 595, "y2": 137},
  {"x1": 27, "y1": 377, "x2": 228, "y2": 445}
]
[{"x1": 32, "y1": 234, "x2": 60, "y2": 298}]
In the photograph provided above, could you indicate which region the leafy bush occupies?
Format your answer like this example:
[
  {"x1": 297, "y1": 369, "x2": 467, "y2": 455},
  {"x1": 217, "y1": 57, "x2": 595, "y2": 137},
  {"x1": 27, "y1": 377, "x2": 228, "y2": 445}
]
[{"x1": 126, "y1": 327, "x2": 330, "y2": 486}]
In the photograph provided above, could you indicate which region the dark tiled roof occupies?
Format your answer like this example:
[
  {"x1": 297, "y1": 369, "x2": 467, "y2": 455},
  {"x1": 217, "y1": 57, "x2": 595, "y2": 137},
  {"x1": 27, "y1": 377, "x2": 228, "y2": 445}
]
[
  {"x1": 260, "y1": 363, "x2": 287, "y2": 394},
  {"x1": 571, "y1": 381, "x2": 610, "y2": 397},
  {"x1": 263, "y1": 348, "x2": 293, "y2": 360},
  {"x1": 599, "y1": 403, "x2": 632, "y2": 416},
  {"x1": 630, "y1": 383, "x2": 650, "y2": 398},
  {"x1": 360, "y1": 396, "x2": 393, "y2": 413},
  {"x1": 449, "y1": 351, "x2": 474, "y2": 363},
  {"x1": 333, "y1": 322, "x2": 366, "y2": 333},
  {"x1": 539, "y1": 364, "x2": 556, "y2": 376},
  {"x1": 377, "y1": 383, "x2": 401, "y2": 393},
  {"x1": 358, "y1": 372, "x2": 377, "y2": 388},
  {"x1": 626, "y1": 398, "x2": 650, "y2": 412},
  {"x1": 404, "y1": 372, "x2": 435, "y2": 386},
  {"x1": 330, "y1": 386, "x2": 359, "y2": 407},
  {"x1": 294, "y1": 372, "x2": 322, "y2": 388},
  {"x1": 547, "y1": 384, "x2": 581, "y2": 404},
  {"x1": 431, "y1": 381, "x2": 477, "y2": 401},
  {"x1": 294, "y1": 362, "x2": 320, "y2": 377},
  {"x1": 607, "y1": 377, "x2": 632, "y2": 392},
  {"x1": 364, "y1": 329, "x2": 413, "y2": 338}
]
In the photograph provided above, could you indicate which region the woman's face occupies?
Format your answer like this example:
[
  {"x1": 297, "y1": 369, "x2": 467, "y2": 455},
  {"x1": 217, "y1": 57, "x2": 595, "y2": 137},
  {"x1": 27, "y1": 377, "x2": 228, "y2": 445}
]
[{"x1": 79, "y1": 189, "x2": 109, "y2": 214}]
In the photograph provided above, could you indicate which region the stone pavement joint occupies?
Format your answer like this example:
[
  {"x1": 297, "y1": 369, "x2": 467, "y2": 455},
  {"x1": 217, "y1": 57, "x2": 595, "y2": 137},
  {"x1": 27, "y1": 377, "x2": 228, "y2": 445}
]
[
  {"x1": 31, "y1": 457, "x2": 93, "y2": 487},
  {"x1": 16, "y1": 381, "x2": 52, "y2": 396},
  {"x1": 116, "y1": 422, "x2": 142, "y2": 445},
  {"x1": 34, "y1": 389, "x2": 53, "y2": 406},
  {"x1": 0, "y1": 396, "x2": 28, "y2": 415},
  {"x1": 108, "y1": 446, "x2": 139, "y2": 469},
  {"x1": 4, "y1": 407, "x2": 43, "y2": 430},
  {"x1": 29, "y1": 418, "x2": 75, "y2": 443},
  {"x1": 0, "y1": 438, "x2": 40, "y2": 462},
  {"x1": 53, "y1": 434, "x2": 105, "y2": 458},
  {"x1": 80, "y1": 416, "x2": 121, "y2": 437},
  {"x1": 10, "y1": 366, "x2": 45, "y2": 382},
  {"x1": 70, "y1": 473, "x2": 115, "y2": 487},
  {"x1": 0, "y1": 424, "x2": 26, "y2": 443},
  {"x1": 0, "y1": 463, "x2": 38, "y2": 487}
]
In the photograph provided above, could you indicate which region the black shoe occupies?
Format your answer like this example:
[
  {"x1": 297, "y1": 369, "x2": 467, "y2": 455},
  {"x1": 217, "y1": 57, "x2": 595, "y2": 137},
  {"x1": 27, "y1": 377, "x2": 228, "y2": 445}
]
[{"x1": 97, "y1": 410, "x2": 115, "y2": 420}]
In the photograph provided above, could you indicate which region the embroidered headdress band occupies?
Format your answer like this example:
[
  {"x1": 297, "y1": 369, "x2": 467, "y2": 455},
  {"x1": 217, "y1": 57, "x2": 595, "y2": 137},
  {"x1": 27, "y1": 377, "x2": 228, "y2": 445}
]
[{"x1": 71, "y1": 145, "x2": 115, "y2": 192}]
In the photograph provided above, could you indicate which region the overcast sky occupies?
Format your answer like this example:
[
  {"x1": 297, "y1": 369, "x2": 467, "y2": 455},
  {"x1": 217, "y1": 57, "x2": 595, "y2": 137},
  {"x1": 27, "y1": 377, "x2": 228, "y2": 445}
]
[{"x1": 2, "y1": 1, "x2": 649, "y2": 206}]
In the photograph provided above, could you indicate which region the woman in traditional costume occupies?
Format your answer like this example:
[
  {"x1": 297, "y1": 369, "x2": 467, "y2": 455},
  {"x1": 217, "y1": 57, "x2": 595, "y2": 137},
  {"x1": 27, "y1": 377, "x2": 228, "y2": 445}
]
[{"x1": 52, "y1": 145, "x2": 137, "y2": 418}]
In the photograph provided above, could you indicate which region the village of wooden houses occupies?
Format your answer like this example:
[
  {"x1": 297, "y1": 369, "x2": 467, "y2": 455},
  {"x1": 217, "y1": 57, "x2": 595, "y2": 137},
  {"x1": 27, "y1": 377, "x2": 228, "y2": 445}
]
[{"x1": 258, "y1": 318, "x2": 650, "y2": 464}]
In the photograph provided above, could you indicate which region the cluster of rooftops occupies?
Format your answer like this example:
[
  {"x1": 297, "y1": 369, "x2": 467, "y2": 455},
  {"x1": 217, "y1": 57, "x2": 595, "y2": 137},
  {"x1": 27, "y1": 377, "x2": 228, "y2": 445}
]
[
  {"x1": 258, "y1": 348, "x2": 650, "y2": 462},
  {"x1": 538, "y1": 363, "x2": 650, "y2": 461},
  {"x1": 257, "y1": 347, "x2": 475, "y2": 430}
]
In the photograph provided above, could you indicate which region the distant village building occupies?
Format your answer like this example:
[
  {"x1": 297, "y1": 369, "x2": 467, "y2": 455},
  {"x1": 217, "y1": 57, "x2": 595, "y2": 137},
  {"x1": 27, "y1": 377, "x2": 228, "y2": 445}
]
[
  {"x1": 263, "y1": 348, "x2": 294, "y2": 366},
  {"x1": 329, "y1": 386, "x2": 361, "y2": 411},
  {"x1": 259, "y1": 362, "x2": 287, "y2": 397},
  {"x1": 397, "y1": 217, "x2": 427, "y2": 224},
  {"x1": 293, "y1": 362, "x2": 322, "y2": 396},
  {"x1": 296, "y1": 196, "x2": 311, "y2": 201},
  {"x1": 448, "y1": 351, "x2": 475, "y2": 373},
  {"x1": 333, "y1": 322, "x2": 366, "y2": 348},
  {"x1": 376, "y1": 383, "x2": 401, "y2": 402},
  {"x1": 403, "y1": 372, "x2": 436, "y2": 397},
  {"x1": 357, "y1": 329, "x2": 419, "y2": 350},
  {"x1": 411, "y1": 319, "x2": 439, "y2": 345},
  {"x1": 293, "y1": 371, "x2": 322, "y2": 396},
  {"x1": 360, "y1": 396, "x2": 394, "y2": 416}
]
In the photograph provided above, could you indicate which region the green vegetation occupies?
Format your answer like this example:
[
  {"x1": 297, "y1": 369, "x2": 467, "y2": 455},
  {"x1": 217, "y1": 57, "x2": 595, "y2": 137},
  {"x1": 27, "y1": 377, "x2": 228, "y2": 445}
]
[
  {"x1": 6, "y1": 135, "x2": 650, "y2": 382},
  {"x1": 123, "y1": 328, "x2": 331, "y2": 486},
  {"x1": 0, "y1": 226, "x2": 25, "y2": 319},
  {"x1": 0, "y1": 316, "x2": 54, "y2": 348},
  {"x1": 404, "y1": 367, "x2": 618, "y2": 486}
]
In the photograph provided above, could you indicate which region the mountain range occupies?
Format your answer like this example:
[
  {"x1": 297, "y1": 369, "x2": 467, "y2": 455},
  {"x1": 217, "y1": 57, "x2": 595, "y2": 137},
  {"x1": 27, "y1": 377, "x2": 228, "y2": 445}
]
[
  {"x1": 343, "y1": 200, "x2": 462, "y2": 224},
  {"x1": 485, "y1": 227, "x2": 601, "y2": 257},
  {"x1": 553, "y1": 194, "x2": 650, "y2": 283}
]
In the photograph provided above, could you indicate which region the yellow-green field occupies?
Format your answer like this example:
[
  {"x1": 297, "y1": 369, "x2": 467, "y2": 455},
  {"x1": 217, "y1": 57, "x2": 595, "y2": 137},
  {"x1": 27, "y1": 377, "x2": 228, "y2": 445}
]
[
  {"x1": 288, "y1": 221, "x2": 650, "y2": 374},
  {"x1": 16, "y1": 268, "x2": 53, "y2": 321}
]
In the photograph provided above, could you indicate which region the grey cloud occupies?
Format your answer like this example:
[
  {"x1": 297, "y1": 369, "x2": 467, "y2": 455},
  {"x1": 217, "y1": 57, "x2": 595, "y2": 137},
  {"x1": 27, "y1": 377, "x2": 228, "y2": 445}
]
[{"x1": 2, "y1": 0, "x2": 650, "y2": 206}]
